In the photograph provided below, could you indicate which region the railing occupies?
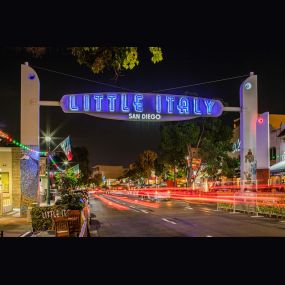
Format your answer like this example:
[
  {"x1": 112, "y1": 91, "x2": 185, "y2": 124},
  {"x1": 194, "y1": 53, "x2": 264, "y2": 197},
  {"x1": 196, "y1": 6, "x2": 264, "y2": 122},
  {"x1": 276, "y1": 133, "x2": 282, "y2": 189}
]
[
  {"x1": 79, "y1": 219, "x2": 88, "y2": 237},
  {"x1": 217, "y1": 192, "x2": 285, "y2": 218},
  {"x1": 0, "y1": 194, "x2": 13, "y2": 215},
  {"x1": 2, "y1": 197, "x2": 12, "y2": 213},
  {"x1": 79, "y1": 204, "x2": 90, "y2": 237}
]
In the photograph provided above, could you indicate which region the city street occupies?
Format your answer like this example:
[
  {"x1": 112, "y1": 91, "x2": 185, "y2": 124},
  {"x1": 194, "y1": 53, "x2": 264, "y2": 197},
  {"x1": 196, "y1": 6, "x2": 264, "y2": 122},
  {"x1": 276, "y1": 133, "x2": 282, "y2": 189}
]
[{"x1": 89, "y1": 194, "x2": 285, "y2": 237}]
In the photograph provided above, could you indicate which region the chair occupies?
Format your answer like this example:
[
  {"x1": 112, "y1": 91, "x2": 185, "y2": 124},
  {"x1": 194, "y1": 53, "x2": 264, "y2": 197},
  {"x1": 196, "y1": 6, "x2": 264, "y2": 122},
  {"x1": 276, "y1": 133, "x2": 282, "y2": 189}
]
[
  {"x1": 67, "y1": 210, "x2": 81, "y2": 237},
  {"x1": 53, "y1": 217, "x2": 70, "y2": 237}
]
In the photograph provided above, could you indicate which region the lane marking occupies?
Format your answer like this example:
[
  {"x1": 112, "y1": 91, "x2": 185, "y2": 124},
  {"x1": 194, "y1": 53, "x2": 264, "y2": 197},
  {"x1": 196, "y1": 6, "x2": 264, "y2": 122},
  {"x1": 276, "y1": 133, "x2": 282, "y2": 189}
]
[
  {"x1": 132, "y1": 209, "x2": 141, "y2": 212},
  {"x1": 140, "y1": 210, "x2": 149, "y2": 214},
  {"x1": 19, "y1": 231, "x2": 32, "y2": 237},
  {"x1": 185, "y1": 206, "x2": 193, "y2": 210},
  {"x1": 162, "y1": 218, "x2": 177, "y2": 225}
]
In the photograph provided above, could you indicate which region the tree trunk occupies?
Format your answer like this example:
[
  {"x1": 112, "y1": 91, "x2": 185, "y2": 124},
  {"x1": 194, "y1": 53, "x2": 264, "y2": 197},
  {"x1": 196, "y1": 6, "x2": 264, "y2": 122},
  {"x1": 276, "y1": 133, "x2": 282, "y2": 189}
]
[
  {"x1": 173, "y1": 166, "x2": 176, "y2": 187},
  {"x1": 186, "y1": 144, "x2": 193, "y2": 187}
]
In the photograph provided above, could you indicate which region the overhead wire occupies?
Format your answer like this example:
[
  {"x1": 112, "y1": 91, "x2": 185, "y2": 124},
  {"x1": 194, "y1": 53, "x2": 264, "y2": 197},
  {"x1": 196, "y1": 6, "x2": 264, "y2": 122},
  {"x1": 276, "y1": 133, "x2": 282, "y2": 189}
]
[
  {"x1": 31, "y1": 65, "x2": 140, "y2": 93},
  {"x1": 150, "y1": 74, "x2": 249, "y2": 93},
  {"x1": 31, "y1": 66, "x2": 249, "y2": 95}
]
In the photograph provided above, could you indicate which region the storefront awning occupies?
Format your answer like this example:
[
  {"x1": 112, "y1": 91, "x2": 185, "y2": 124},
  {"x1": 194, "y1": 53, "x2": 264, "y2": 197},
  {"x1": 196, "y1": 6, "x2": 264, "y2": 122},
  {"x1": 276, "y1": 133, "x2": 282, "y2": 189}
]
[{"x1": 270, "y1": 160, "x2": 285, "y2": 173}]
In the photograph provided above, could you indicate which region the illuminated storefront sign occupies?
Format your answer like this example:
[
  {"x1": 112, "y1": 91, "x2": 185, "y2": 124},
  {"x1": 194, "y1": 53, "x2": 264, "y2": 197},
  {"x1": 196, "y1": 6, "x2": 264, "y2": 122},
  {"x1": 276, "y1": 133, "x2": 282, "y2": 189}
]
[{"x1": 60, "y1": 93, "x2": 224, "y2": 121}]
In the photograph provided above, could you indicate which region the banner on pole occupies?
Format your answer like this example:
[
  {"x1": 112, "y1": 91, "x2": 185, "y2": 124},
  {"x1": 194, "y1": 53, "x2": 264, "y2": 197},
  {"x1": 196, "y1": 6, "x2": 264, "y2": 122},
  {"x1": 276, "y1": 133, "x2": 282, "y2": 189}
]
[
  {"x1": 69, "y1": 164, "x2": 80, "y2": 177},
  {"x1": 60, "y1": 136, "x2": 73, "y2": 161}
]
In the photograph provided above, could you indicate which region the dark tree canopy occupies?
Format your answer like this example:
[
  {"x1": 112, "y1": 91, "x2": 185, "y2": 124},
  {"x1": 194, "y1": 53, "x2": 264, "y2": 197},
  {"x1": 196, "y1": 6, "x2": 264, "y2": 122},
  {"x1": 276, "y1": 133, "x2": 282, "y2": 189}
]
[{"x1": 23, "y1": 47, "x2": 163, "y2": 79}]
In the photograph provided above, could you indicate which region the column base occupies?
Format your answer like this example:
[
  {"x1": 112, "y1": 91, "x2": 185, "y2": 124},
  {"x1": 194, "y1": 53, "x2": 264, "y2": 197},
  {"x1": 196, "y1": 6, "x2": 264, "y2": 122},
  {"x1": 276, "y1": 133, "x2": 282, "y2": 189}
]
[{"x1": 256, "y1": 169, "x2": 270, "y2": 185}]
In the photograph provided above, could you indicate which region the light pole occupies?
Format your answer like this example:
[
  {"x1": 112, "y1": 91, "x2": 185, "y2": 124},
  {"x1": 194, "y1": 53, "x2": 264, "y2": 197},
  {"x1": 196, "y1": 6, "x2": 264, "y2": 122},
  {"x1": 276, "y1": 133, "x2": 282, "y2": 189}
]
[
  {"x1": 45, "y1": 136, "x2": 52, "y2": 205},
  {"x1": 186, "y1": 156, "x2": 191, "y2": 187}
]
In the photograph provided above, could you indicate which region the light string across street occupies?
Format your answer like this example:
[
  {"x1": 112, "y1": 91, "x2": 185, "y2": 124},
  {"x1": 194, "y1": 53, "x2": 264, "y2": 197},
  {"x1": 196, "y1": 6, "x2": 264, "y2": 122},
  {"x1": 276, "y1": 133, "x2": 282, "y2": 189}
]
[
  {"x1": 31, "y1": 65, "x2": 140, "y2": 93},
  {"x1": 32, "y1": 65, "x2": 248, "y2": 94},
  {"x1": 0, "y1": 129, "x2": 64, "y2": 172},
  {"x1": 0, "y1": 130, "x2": 46, "y2": 155}
]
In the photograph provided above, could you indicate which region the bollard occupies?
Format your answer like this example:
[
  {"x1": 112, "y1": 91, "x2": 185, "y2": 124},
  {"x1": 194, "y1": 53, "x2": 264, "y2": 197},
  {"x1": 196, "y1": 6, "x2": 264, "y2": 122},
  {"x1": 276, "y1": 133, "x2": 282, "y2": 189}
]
[{"x1": 230, "y1": 193, "x2": 238, "y2": 214}]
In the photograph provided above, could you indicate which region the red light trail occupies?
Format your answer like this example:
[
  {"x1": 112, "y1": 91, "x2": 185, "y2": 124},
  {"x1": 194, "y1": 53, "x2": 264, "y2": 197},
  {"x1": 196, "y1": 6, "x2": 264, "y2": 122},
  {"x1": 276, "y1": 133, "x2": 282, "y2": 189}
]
[
  {"x1": 93, "y1": 194, "x2": 129, "y2": 211},
  {"x1": 92, "y1": 187, "x2": 285, "y2": 209},
  {"x1": 104, "y1": 194, "x2": 160, "y2": 208}
]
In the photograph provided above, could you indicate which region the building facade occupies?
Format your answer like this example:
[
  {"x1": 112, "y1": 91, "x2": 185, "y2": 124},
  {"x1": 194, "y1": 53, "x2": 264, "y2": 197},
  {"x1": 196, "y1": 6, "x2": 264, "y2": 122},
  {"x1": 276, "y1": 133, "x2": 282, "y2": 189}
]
[
  {"x1": 0, "y1": 147, "x2": 21, "y2": 214},
  {"x1": 231, "y1": 114, "x2": 285, "y2": 184},
  {"x1": 92, "y1": 165, "x2": 128, "y2": 185}
]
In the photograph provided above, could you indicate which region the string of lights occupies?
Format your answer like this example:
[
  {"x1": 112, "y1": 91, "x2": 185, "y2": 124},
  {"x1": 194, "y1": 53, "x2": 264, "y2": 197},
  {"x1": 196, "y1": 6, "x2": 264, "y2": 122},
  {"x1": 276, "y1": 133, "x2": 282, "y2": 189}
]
[
  {"x1": 31, "y1": 65, "x2": 140, "y2": 93},
  {"x1": 49, "y1": 155, "x2": 64, "y2": 172},
  {"x1": 0, "y1": 129, "x2": 65, "y2": 172},
  {"x1": 0, "y1": 130, "x2": 47, "y2": 155}
]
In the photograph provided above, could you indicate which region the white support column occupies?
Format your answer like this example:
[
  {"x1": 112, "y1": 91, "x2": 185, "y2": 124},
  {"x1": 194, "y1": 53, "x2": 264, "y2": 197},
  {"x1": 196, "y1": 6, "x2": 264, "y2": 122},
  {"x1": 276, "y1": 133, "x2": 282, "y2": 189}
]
[
  {"x1": 21, "y1": 63, "x2": 40, "y2": 146},
  {"x1": 240, "y1": 73, "x2": 258, "y2": 185},
  {"x1": 20, "y1": 63, "x2": 40, "y2": 216}
]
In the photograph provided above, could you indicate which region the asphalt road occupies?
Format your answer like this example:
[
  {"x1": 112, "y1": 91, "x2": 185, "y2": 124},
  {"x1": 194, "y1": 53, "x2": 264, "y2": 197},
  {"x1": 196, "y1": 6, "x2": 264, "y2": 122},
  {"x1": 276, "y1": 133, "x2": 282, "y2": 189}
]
[{"x1": 89, "y1": 193, "x2": 285, "y2": 237}]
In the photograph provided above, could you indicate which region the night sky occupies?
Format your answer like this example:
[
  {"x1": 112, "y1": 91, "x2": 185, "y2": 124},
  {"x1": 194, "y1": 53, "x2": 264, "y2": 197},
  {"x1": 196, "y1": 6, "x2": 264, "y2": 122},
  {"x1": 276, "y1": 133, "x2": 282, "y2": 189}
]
[{"x1": 1, "y1": 47, "x2": 285, "y2": 167}]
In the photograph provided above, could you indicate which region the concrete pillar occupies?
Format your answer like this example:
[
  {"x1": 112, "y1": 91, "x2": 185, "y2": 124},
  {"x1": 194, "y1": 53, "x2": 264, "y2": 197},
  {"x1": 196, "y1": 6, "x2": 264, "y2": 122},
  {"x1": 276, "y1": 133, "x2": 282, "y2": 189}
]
[
  {"x1": 20, "y1": 63, "x2": 40, "y2": 216},
  {"x1": 240, "y1": 74, "x2": 258, "y2": 184}
]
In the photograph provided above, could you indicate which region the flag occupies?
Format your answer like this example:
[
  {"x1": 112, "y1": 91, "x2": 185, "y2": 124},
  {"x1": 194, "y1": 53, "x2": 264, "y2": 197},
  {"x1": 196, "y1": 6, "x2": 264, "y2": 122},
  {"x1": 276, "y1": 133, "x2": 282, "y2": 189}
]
[
  {"x1": 60, "y1": 136, "x2": 73, "y2": 161},
  {"x1": 69, "y1": 164, "x2": 80, "y2": 177}
]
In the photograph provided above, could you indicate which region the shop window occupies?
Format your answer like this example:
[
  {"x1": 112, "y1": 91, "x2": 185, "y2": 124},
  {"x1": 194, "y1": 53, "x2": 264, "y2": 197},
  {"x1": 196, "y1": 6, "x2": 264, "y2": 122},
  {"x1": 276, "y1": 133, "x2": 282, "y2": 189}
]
[
  {"x1": 0, "y1": 172, "x2": 9, "y2": 193},
  {"x1": 270, "y1": 147, "x2": 276, "y2": 160}
]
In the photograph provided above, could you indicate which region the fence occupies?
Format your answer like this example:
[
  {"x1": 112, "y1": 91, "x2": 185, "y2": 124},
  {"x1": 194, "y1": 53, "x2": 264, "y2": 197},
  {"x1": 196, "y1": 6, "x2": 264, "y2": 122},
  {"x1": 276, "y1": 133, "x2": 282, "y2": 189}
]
[
  {"x1": 217, "y1": 191, "x2": 285, "y2": 218},
  {"x1": 0, "y1": 193, "x2": 13, "y2": 215}
]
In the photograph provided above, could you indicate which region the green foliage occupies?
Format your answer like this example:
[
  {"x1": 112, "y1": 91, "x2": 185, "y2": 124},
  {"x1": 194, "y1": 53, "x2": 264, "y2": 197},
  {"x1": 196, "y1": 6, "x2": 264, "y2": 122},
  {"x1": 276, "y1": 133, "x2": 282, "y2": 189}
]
[
  {"x1": 154, "y1": 158, "x2": 168, "y2": 178},
  {"x1": 23, "y1": 47, "x2": 163, "y2": 78},
  {"x1": 159, "y1": 117, "x2": 237, "y2": 181},
  {"x1": 71, "y1": 146, "x2": 90, "y2": 185},
  {"x1": 123, "y1": 163, "x2": 143, "y2": 182},
  {"x1": 91, "y1": 173, "x2": 103, "y2": 186},
  {"x1": 70, "y1": 47, "x2": 163, "y2": 76},
  {"x1": 137, "y1": 150, "x2": 158, "y2": 179},
  {"x1": 198, "y1": 118, "x2": 237, "y2": 179},
  {"x1": 55, "y1": 191, "x2": 86, "y2": 210},
  {"x1": 55, "y1": 168, "x2": 79, "y2": 190},
  {"x1": 159, "y1": 120, "x2": 202, "y2": 184},
  {"x1": 149, "y1": 47, "x2": 163, "y2": 63},
  {"x1": 123, "y1": 150, "x2": 158, "y2": 182},
  {"x1": 30, "y1": 205, "x2": 68, "y2": 232}
]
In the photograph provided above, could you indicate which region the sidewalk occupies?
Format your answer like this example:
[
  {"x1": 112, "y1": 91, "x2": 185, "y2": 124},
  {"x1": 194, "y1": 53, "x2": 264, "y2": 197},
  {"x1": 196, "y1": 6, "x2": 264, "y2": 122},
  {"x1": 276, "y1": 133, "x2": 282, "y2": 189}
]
[{"x1": 0, "y1": 210, "x2": 32, "y2": 237}]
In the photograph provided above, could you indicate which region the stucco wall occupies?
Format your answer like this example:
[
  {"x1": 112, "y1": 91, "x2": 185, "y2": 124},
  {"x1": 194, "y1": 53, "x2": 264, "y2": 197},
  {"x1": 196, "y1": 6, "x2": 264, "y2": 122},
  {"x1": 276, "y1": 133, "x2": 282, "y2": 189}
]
[{"x1": 12, "y1": 147, "x2": 21, "y2": 208}]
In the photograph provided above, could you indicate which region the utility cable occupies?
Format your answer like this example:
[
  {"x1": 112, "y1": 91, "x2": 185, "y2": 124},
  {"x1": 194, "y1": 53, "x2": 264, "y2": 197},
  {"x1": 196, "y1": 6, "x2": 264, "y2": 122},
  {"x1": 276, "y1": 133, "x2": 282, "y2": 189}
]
[
  {"x1": 31, "y1": 65, "x2": 140, "y2": 93},
  {"x1": 150, "y1": 74, "x2": 249, "y2": 93}
]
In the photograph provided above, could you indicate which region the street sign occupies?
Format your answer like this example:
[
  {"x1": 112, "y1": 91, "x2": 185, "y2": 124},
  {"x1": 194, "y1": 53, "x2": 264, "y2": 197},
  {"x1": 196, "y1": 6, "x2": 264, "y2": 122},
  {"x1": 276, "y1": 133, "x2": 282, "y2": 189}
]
[{"x1": 60, "y1": 93, "x2": 224, "y2": 122}]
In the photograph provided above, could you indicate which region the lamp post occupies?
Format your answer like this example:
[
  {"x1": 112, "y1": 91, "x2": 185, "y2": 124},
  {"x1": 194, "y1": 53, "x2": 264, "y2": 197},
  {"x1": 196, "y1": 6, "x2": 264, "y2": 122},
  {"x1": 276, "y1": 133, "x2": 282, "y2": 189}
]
[
  {"x1": 45, "y1": 136, "x2": 52, "y2": 205},
  {"x1": 186, "y1": 156, "x2": 191, "y2": 187}
]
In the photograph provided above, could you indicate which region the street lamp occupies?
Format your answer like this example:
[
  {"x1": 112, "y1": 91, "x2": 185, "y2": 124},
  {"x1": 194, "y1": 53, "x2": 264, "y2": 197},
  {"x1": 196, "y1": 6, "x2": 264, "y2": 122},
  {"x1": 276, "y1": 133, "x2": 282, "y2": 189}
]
[
  {"x1": 45, "y1": 136, "x2": 52, "y2": 205},
  {"x1": 185, "y1": 156, "x2": 191, "y2": 187}
]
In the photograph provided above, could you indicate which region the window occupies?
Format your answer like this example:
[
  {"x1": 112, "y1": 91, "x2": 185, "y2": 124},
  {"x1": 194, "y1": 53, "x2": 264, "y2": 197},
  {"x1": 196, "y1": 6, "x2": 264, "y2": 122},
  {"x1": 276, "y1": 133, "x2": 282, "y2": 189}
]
[
  {"x1": 0, "y1": 172, "x2": 9, "y2": 193},
  {"x1": 270, "y1": 147, "x2": 276, "y2": 160}
]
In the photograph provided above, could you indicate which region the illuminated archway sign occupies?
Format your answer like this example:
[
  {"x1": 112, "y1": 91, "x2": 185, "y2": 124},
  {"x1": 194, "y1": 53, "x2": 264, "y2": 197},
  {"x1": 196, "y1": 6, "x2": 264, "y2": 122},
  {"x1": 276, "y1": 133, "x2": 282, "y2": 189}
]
[{"x1": 60, "y1": 93, "x2": 224, "y2": 121}]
